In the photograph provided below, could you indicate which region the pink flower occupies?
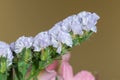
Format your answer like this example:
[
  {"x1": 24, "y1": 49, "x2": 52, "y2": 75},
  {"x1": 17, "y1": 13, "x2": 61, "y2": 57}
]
[
  {"x1": 37, "y1": 70, "x2": 56, "y2": 80},
  {"x1": 37, "y1": 53, "x2": 95, "y2": 80},
  {"x1": 61, "y1": 53, "x2": 95, "y2": 80},
  {"x1": 37, "y1": 61, "x2": 58, "y2": 80},
  {"x1": 73, "y1": 71, "x2": 95, "y2": 80}
]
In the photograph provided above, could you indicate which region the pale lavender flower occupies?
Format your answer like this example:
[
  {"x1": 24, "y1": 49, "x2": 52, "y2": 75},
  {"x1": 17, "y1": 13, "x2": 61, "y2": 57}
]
[
  {"x1": 48, "y1": 23, "x2": 62, "y2": 47},
  {"x1": 48, "y1": 24, "x2": 62, "y2": 52},
  {"x1": 48, "y1": 34, "x2": 62, "y2": 53},
  {"x1": 49, "y1": 35, "x2": 62, "y2": 54},
  {"x1": 71, "y1": 23, "x2": 83, "y2": 35},
  {"x1": 50, "y1": 36, "x2": 59, "y2": 48},
  {"x1": 70, "y1": 15, "x2": 83, "y2": 35},
  {"x1": 57, "y1": 31, "x2": 73, "y2": 47},
  {"x1": 56, "y1": 15, "x2": 83, "y2": 35},
  {"x1": 14, "y1": 36, "x2": 33, "y2": 54},
  {"x1": 33, "y1": 31, "x2": 51, "y2": 52},
  {"x1": 60, "y1": 16, "x2": 74, "y2": 32},
  {"x1": 57, "y1": 11, "x2": 99, "y2": 35},
  {"x1": 0, "y1": 41, "x2": 13, "y2": 66},
  {"x1": 49, "y1": 24, "x2": 73, "y2": 53},
  {"x1": 49, "y1": 24, "x2": 61, "y2": 39},
  {"x1": 77, "y1": 11, "x2": 100, "y2": 32},
  {"x1": 35, "y1": 11, "x2": 99, "y2": 53}
]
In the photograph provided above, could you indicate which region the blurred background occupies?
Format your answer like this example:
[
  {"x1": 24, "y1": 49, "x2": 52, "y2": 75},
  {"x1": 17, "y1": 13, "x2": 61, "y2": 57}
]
[{"x1": 0, "y1": 0, "x2": 119, "y2": 80}]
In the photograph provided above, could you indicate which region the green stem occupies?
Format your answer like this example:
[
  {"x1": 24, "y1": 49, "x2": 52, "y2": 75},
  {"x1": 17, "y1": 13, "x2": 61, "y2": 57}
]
[
  {"x1": 14, "y1": 63, "x2": 22, "y2": 80},
  {"x1": 7, "y1": 68, "x2": 13, "y2": 80},
  {"x1": 0, "y1": 73, "x2": 7, "y2": 80}
]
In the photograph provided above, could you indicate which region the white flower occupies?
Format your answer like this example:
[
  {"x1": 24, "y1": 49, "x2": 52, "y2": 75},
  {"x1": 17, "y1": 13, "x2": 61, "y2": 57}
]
[
  {"x1": 0, "y1": 41, "x2": 13, "y2": 66},
  {"x1": 77, "y1": 11, "x2": 100, "y2": 32},
  {"x1": 14, "y1": 36, "x2": 33, "y2": 54},
  {"x1": 33, "y1": 31, "x2": 51, "y2": 52}
]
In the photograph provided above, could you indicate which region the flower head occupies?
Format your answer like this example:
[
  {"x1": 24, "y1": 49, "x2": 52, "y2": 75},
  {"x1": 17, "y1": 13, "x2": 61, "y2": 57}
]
[
  {"x1": 54, "y1": 15, "x2": 83, "y2": 35},
  {"x1": 47, "y1": 11, "x2": 99, "y2": 53},
  {"x1": 48, "y1": 25, "x2": 63, "y2": 53},
  {"x1": 33, "y1": 31, "x2": 51, "y2": 52},
  {"x1": 78, "y1": 11, "x2": 100, "y2": 32},
  {"x1": 57, "y1": 31, "x2": 73, "y2": 47},
  {"x1": 49, "y1": 24, "x2": 61, "y2": 39},
  {"x1": 52, "y1": 11, "x2": 99, "y2": 36},
  {"x1": 49, "y1": 23, "x2": 73, "y2": 53},
  {"x1": 13, "y1": 36, "x2": 33, "y2": 54}
]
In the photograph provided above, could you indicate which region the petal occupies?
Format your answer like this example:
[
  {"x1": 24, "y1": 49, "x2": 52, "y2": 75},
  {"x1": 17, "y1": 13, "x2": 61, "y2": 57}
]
[
  {"x1": 37, "y1": 70, "x2": 57, "y2": 80},
  {"x1": 14, "y1": 36, "x2": 33, "y2": 53},
  {"x1": 62, "y1": 53, "x2": 71, "y2": 62},
  {"x1": 56, "y1": 43, "x2": 62, "y2": 54},
  {"x1": 74, "y1": 70, "x2": 95, "y2": 80},
  {"x1": 46, "y1": 60, "x2": 59, "y2": 72},
  {"x1": 33, "y1": 31, "x2": 51, "y2": 51},
  {"x1": 59, "y1": 61, "x2": 73, "y2": 80},
  {"x1": 57, "y1": 31, "x2": 73, "y2": 47}
]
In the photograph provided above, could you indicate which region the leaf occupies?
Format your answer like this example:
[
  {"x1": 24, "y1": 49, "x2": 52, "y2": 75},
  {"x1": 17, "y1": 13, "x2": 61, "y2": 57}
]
[{"x1": 0, "y1": 57, "x2": 7, "y2": 73}]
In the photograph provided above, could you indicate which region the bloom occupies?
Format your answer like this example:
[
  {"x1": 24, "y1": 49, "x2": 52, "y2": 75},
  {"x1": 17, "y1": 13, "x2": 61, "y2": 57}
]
[
  {"x1": 77, "y1": 11, "x2": 100, "y2": 32},
  {"x1": 37, "y1": 53, "x2": 95, "y2": 80},
  {"x1": 49, "y1": 23, "x2": 73, "y2": 53},
  {"x1": 0, "y1": 41, "x2": 13, "y2": 66},
  {"x1": 49, "y1": 25, "x2": 72, "y2": 53},
  {"x1": 12, "y1": 36, "x2": 33, "y2": 54},
  {"x1": 73, "y1": 71, "x2": 95, "y2": 80},
  {"x1": 54, "y1": 11, "x2": 100, "y2": 35},
  {"x1": 57, "y1": 31, "x2": 73, "y2": 47},
  {"x1": 62, "y1": 15, "x2": 83, "y2": 35},
  {"x1": 59, "y1": 60, "x2": 95, "y2": 80},
  {"x1": 48, "y1": 25, "x2": 62, "y2": 53},
  {"x1": 33, "y1": 31, "x2": 51, "y2": 51},
  {"x1": 39, "y1": 11, "x2": 99, "y2": 53}
]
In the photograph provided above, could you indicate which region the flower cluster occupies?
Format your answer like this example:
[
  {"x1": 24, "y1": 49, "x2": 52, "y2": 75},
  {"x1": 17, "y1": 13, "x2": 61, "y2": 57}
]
[
  {"x1": 11, "y1": 11, "x2": 99, "y2": 54},
  {"x1": 0, "y1": 11, "x2": 99, "y2": 80},
  {"x1": 10, "y1": 36, "x2": 33, "y2": 54}
]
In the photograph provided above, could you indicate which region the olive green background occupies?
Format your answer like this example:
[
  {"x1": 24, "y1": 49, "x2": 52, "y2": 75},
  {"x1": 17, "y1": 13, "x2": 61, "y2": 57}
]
[{"x1": 0, "y1": 0, "x2": 119, "y2": 80}]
